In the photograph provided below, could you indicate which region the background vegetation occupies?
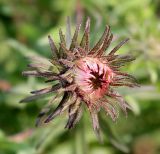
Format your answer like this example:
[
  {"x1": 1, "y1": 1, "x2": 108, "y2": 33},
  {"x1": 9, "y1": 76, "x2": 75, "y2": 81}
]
[{"x1": 0, "y1": 0, "x2": 160, "y2": 154}]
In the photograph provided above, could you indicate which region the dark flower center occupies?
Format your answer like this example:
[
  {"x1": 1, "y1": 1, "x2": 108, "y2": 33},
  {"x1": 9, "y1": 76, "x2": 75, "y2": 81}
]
[{"x1": 89, "y1": 71, "x2": 105, "y2": 89}]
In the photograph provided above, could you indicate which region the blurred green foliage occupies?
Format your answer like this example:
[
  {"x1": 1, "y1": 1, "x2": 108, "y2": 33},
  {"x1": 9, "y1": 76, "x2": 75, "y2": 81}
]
[{"x1": 0, "y1": 0, "x2": 160, "y2": 154}]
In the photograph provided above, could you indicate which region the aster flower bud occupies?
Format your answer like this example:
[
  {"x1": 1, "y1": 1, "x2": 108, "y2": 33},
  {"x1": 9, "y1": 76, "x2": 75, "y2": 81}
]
[{"x1": 20, "y1": 17, "x2": 139, "y2": 140}]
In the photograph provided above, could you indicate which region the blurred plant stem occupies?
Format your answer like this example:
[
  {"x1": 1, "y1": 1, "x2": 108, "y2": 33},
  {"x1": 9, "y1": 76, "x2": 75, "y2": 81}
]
[
  {"x1": 72, "y1": 115, "x2": 88, "y2": 154},
  {"x1": 36, "y1": 120, "x2": 65, "y2": 154}
]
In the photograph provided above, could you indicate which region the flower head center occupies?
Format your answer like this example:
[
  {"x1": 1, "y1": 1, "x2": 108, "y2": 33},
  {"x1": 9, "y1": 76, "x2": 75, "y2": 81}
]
[
  {"x1": 75, "y1": 57, "x2": 114, "y2": 100},
  {"x1": 89, "y1": 70, "x2": 105, "y2": 89}
]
